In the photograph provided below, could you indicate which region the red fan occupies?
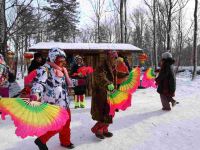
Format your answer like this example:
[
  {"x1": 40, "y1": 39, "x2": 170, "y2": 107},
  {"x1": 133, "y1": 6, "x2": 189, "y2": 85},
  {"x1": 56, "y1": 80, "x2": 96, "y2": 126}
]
[{"x1": 72, "y1": 66, "x2": 94, "y2": 77}]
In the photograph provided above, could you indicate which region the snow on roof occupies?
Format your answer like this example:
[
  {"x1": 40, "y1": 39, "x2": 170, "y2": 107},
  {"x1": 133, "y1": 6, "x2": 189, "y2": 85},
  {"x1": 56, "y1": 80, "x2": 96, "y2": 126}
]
[{"x1": 29, "y1": 42, "x2": 142, "y2": 52}]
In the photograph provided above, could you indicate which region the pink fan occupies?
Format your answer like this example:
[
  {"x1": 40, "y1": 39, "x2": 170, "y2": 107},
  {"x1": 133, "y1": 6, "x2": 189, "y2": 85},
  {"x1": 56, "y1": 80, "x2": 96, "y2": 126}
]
[{"x1": 141, "y1": 68, "x2": 157, "y2": 88}]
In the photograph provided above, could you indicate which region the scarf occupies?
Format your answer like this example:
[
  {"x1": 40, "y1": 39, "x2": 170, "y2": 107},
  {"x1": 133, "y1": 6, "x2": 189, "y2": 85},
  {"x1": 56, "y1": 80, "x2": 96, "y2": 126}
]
[{"x1": 47, "y1": 62, "x2": 72, "y2": 87}]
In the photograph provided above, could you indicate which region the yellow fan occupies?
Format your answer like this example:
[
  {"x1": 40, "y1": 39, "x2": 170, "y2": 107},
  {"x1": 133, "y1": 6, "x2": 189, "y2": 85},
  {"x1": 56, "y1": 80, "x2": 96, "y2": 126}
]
[{"x1": 0, "y1": 98, "x2": 68, "y2": 138}]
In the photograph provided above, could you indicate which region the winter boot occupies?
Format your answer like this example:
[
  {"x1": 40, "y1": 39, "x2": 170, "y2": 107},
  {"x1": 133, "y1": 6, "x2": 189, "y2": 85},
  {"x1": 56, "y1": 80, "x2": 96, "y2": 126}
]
[
  {"x1": 95, "y1": 133, "x2": 105, "y2": 139},
  {"x1": 103, "y1": 131, "x2": 113, "y2": 138},
  {"x1": 61, "y1": 143, "x2": 75, "y2": 149},
  {"x1": 80, "y1": 102, "x2": 85, "y2": 108},
  {"x1": 80, "y1": 95, "x2": 85, "y2": 108},
  {"x1": 34, "y1": 138, "x2": 48, "y2": 150},
  {"x1": 172, "y1": 101, "x2": 179, "y2": 107},
  {"x1": 162, "y1": 107, "x2": 171, "y2": 111},
  {"x1": 74, "y1": 95, "x2": 79, "y2": 109}
]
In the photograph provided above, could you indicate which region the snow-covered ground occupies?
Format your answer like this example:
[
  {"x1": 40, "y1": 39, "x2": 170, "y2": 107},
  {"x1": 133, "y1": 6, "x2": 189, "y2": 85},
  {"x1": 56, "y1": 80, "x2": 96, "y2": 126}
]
[{"x1": 1, "y1": 71, "x2": 200, "y2": 150}]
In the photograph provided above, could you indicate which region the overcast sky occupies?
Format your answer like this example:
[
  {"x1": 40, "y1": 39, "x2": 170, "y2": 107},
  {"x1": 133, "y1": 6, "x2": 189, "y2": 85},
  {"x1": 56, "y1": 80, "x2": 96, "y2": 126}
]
[
  {"x1": 33, "y1": 0, "x2": 196, "y2": 30},
  {"x1": 77, "y1": 0, "x2": 196, "y2": 29}
]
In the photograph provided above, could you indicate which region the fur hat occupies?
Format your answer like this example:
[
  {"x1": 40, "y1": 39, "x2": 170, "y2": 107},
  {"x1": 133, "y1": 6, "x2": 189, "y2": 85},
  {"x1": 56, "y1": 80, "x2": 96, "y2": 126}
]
[
  {"x1": 34, "y1": 52, "x2": 42, "y2": 59},
  {"x1": 74, "y1": 55, "x2": 83, "y2": 61},
  {"x1": 48, "y1": 48, "x2": 66, "y2": 62},
  {"x1": 162, "y1": 52, "x2": 172, "y2": 59},
  {"x1": 106, "y1": 50, "x2": 118, "y2": 58}
]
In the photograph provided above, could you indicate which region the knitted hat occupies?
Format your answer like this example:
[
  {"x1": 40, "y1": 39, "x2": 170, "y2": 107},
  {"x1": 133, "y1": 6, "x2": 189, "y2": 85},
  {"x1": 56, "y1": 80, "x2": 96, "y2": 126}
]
[
  {"x1": 162, "y1": 52, "x2": 172, "y2": 59},
  {"x1": 48, "y1": 48, "x2": 66, "y2": 62}
]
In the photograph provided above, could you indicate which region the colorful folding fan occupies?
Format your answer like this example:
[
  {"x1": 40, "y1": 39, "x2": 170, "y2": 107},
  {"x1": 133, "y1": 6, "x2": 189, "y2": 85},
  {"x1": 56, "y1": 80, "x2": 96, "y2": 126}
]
[
  {"x1": 107, "y1": 67, "x2": 140, "y2": 116},
  {"x1": 0, "y1": 98, "x2": 68, "y2": 138},
  {"x1": 107, "y1": 90, "x2": 132, "y2": 116},
  {"x1": 72, "y1": 66, "x2": 94, "y2": 77},
  {"x1": 141, "y1": 67, "x2": 157, "y2": 88},
  {"x1": 118, "y1": 67, "x2": 141, "y2": 94}
]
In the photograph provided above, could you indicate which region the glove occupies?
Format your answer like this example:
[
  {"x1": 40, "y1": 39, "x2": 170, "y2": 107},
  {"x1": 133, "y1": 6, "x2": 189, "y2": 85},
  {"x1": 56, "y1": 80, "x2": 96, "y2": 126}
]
[
  {"x1": 29, "y1": 94, "x2": 39, "y2": 101},
  {"x1": 78, "y1": 72, "x2": 83, "y2": 77},
  {"x1": 107, "y1": 84, "x2": 114, "y2": 91}
]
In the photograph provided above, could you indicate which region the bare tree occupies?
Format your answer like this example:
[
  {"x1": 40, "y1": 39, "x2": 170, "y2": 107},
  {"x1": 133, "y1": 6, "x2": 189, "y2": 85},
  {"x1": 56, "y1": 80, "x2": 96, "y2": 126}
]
[
  {"x1": 144, "y1": 0, "x2": 158, "y2": 69},
  {"x1": 192, "y1": 0, "x2": 198, "y2": 80},
  {"x1": 129, "y1": 8, "x2": 146, "y2": 47},
  {"x1": 157, "y1": 0, "x2": 190, "y2": 51},
  {"x1": 0, "y1": 0, "x2": 6, "y2": 55},
  {"x1": 175, "y1": 0, "x2": 184, "y2": 74},
  {"x1": 88, "y1": 0, "x2": 106, "y2": 43},
  {"x1": 120, "y1": 0, "x2": 124, "y2": 43},
  {"x1": 124, "y1": 0, "x2": 127, "y2": 43}
]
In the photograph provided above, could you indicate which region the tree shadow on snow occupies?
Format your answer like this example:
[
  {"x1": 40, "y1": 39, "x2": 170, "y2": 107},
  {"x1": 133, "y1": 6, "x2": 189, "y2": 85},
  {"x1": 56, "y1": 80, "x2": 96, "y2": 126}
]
[
  {"x1": 4, "y1": 109, "x2": 166, "y2": 149},
  {"x1": 68, "y1": 109, "x2": 166, "y2": 148},
  {"x1": 111, "y1": 109, "x2": 166, "y2": 131}
]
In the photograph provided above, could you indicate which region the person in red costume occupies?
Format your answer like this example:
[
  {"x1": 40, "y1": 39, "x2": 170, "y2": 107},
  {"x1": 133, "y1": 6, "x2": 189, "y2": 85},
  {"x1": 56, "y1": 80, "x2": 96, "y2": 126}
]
[{"x1": 30, "y1": 48, "x2": 74, "y2": 150}]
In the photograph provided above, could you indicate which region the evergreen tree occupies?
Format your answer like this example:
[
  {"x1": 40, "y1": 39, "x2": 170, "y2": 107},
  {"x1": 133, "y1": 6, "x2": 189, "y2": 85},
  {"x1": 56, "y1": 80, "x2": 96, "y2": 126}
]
[{"x1": 44, "y1": 0, "x2": 79, "y2": 42}]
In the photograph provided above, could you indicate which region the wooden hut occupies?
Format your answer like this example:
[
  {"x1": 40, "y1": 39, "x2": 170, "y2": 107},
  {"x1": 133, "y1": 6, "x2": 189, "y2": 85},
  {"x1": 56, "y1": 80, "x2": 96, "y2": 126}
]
[{"x1": 29, "y1": 42, "x2": 142, "y2": 95}]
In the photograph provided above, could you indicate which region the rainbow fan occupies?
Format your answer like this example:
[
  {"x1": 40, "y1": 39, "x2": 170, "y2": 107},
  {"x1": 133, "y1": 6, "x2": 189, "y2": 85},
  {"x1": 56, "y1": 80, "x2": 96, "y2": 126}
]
[
  {"x1": 118, "y1": 67, "x2": 141, "y2": 94},
  {"x1": 107, "y1": 90, "x2": 132, "y2": 116},
  {"x1": 0, "y1": 98, "x2": 68, "y2": 139},
  {"x1": 141, "y1": 68, "x2": 157, "y2": 88}
]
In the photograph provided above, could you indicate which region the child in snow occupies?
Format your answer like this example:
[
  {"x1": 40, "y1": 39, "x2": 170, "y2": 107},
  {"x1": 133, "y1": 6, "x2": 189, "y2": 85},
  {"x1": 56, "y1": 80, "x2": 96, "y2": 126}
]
[
  {"x1": 30, "y1": 48, "x2": 74, "y2": 149},
  {"x1": 155, "y1": 52, "x2": 178, "y2": 111}
]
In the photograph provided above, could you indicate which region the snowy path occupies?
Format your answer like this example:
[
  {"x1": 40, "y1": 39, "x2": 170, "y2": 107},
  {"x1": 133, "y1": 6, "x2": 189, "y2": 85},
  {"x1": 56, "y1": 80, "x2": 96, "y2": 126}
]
[{"x1": 1, "y1": 73, "x2": 200, "y2": 150}]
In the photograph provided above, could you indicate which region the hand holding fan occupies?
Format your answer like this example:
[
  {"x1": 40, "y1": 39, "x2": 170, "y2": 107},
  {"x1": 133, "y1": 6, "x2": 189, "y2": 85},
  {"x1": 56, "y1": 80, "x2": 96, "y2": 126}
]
[{"x1": 0, "y1": 98, "x2": 68, "y2": 138}]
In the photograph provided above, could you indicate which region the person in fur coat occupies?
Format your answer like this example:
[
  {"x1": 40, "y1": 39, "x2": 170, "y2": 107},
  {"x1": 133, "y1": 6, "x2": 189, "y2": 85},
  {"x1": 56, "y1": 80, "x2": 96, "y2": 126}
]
[{"x1": 91, "y1": 50, "x2": 129, "y2": 139}]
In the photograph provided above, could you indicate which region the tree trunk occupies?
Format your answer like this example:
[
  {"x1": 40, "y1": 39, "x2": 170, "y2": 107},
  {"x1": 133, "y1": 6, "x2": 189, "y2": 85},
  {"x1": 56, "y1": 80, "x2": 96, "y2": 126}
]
[
  {"x1": 167, "y1": 0, "x2": 172, "y2": 50},
  {"x1": 175, "y1": 3, "x2": 183, "y2": 75},
  {"x1": 153, "y1": 0, "x2": 158, "y2": 69},
  {"x1": 192, "y1": 0, "x2": 198, "y2": 80},
  {"x1": 120, "y1": 0, "x2": 124, "y2": 43},
  {"x1": 97, "y1": 0, "x2": 101, "y2": 43},
  {"x1": 0, "y1": 0, "x2": 6, "y2": 56},
  {"x1": 124, "y1": 0, "x2": 127, "y2": 43}
]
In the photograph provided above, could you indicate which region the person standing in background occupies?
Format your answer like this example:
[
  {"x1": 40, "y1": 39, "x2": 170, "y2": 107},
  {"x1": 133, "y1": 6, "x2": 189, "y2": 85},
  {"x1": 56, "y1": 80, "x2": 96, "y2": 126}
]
[
  {"x1": 156, "y1": 52, "x2": 178, "y2": 111},
  {"x1": 28, "y1": 52, "x2": 46, "y2": 74},
  {"x1": 71, "y1": 55, "x2": 87, "y2": 108}
]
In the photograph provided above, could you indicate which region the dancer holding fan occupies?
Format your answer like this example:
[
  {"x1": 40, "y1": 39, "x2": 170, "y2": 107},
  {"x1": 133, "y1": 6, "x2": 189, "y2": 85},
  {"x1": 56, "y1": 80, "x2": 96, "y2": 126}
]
[
  {"x1": 30, "y1": 48, "x2": 74, "y2": 149},
  {"x1": 91, "y1": 50, "x2": 137, "y2": 139}
]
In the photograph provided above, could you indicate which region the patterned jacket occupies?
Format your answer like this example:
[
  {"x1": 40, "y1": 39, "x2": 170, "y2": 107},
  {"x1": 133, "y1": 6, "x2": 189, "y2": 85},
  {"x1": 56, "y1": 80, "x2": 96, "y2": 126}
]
[
  {"x1": 31, "y1": 48, "x2": 70, "y2": 108},
  {"x1": 31, "y1": 63, "x2": 70, "y2": 108}
]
